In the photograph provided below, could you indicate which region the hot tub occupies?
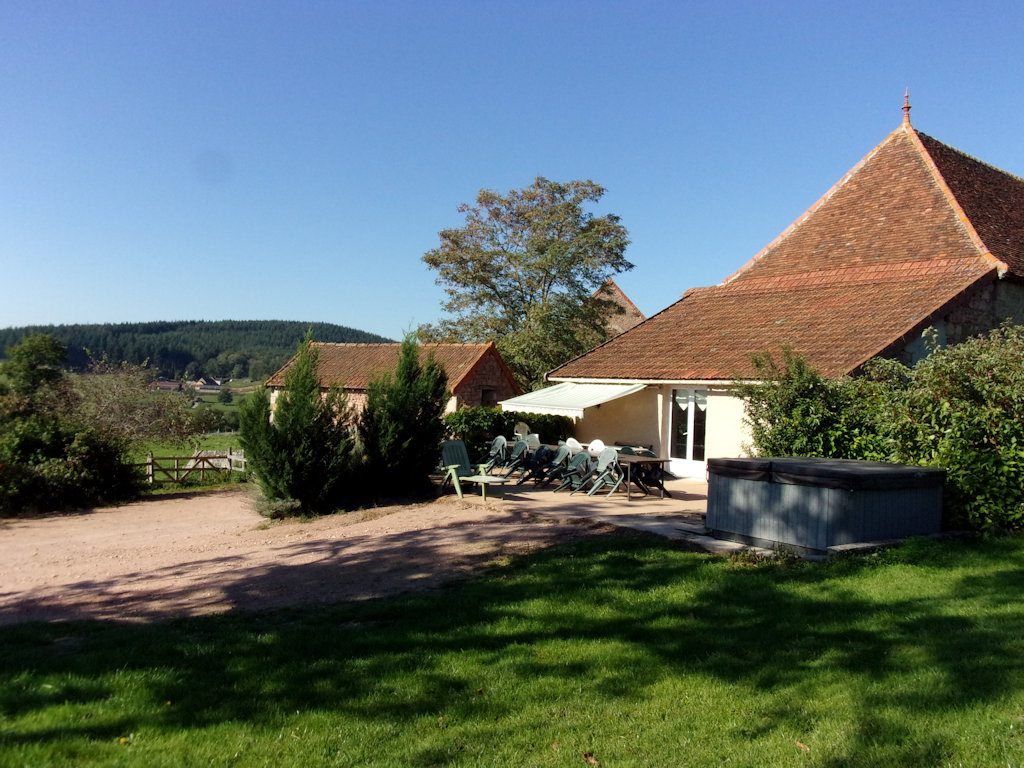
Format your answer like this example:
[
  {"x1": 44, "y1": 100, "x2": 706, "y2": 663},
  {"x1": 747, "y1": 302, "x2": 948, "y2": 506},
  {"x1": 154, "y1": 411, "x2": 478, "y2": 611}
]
[{"x1": 706, "y1": 457, "x2": 945, "y2": 555}]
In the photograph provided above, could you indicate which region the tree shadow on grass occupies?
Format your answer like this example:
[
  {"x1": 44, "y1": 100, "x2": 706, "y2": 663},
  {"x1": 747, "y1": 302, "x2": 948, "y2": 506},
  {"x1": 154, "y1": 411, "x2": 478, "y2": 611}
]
[{"x1": 2, "y1": 534, "x2": 1023, "y2": 766}]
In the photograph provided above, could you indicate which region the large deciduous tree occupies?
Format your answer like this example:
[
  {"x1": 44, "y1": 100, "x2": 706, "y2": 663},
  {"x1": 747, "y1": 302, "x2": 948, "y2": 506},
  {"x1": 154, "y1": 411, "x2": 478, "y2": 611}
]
[{"x1": 422, "y1": 177, "x2": 632, "y2": 388}]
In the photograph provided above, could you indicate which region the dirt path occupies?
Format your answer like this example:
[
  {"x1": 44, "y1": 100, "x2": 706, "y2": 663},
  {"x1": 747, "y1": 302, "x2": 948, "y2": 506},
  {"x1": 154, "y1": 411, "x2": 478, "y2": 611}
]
[{"x1": 0, "y1": 489, "x2": 607, "y2": 626}]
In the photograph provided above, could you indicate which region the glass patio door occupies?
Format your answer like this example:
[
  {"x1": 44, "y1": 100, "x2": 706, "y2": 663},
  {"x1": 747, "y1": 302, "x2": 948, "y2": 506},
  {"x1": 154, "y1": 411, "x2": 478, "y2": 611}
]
[{"x1": 670, "y1": 389, "x2": 707, "y2": 476}]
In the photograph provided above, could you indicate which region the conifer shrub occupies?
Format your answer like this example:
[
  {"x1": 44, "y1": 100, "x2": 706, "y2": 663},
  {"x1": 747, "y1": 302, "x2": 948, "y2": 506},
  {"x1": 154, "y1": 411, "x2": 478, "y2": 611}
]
[
  {"x1": 357, "y1": 336, "x2": 449, "y2": 497},
  {"x1": 239, "y1": 334, "x2": 358, "y2": 515}
]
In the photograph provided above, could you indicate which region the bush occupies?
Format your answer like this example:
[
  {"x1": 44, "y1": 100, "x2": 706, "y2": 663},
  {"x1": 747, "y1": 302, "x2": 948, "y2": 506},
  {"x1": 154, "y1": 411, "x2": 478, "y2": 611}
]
[
  {"x1": 880, "y1": 325, "x2": 1024, "y2": 530},
  {"x1": 0, "y1": 406, "x2": 143, "y2": 515},
  {"x1": 358, "y1": 336, "x2": 449, "y2": 496},
  {"x1": 738, "y1": 327, "x2": 1024, "y2": 531},
  {"x1": 735, "y1": 348, "x2": 887, "y2": 461},
  {"x1": 239, "y1": 334, "x2": 358, "y2": 515},
  {"x1": 0, "y1": 337, "x2": 152, "y2": 515}
]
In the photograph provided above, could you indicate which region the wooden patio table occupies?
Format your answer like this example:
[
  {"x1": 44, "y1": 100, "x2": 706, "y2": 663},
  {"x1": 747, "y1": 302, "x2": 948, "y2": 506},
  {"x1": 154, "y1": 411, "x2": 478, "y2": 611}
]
[{"x1": 616, "y1": 454, "x2": 672, "y2": 501}]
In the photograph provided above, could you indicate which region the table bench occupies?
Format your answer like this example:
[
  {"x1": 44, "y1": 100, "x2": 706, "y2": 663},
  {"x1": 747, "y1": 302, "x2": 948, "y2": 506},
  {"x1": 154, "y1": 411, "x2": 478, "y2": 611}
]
[{"x1": 461, "y1": 474, "x2": 511, "y2": 500}]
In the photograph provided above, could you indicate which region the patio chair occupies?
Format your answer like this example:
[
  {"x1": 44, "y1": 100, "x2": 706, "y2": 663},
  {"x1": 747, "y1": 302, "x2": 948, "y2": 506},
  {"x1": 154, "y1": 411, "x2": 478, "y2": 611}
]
[
  {"x1": 533, "y1": 443, "x2": 571, "y2": 486},
  {"x1": 499, "y1": 439, "x2": 530, "y2": 477},
  {"x1": 482, "y1": 435, "x2": 507, "y2": 474},
  {"x1": 526, "y1": 433, "x2": 541, "y2": 453},
  {"x1": 552, "y1": 451, "x2": 592, "y2": 493},
  {"x1": 440, "y1": 440, "x2": 488, "y2": 499},
  {"x1": 514, "y1": 421, "x2": 530, "y2": 439},
  {"x1": 565, "y1": 437, "x2": 585, "y2": 456},
  {"x1": 575, "y1": 447, "x2": 624, "y2": 497},
  {"x1": 517, "y1": 444, "x2": 553, "y2": 485}
]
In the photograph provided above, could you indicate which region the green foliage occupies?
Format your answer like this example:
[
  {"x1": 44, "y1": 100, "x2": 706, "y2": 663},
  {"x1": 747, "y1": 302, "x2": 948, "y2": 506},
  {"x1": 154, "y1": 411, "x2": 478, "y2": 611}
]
[
  {"x1": 70, "y1": 359, "x2": 203, "y2": 450},
  {"x1": 877, "y1": 325, "x2": 1024, "y2": 530},
  {"x1": 738, "y1": 326, "x2": 1024, "y2": 530},
  {"x1": 422, "y1": 177, "x2": 632, "y2": 388},
  {"x1": 216, "y1": 387, "x2": 233, "y2": 404},
  {"x1": 0, "y1": 332, "x2": 66, "y2": 396},
  {"x1": 0, "y1": 336, "x2": 152, "y2": 515},
  {"x1": 735, "y1": 347, "x2": 888, "y2": 460},
  {"x1": 358, "y1": 335, "x2": 449, "y2": 496},
  {"x1": 0, "y1": 410, "x2": 142, "y2": 514},
  {"x1": 239, "y1": 334, "x2": 358, "y2": 515},
  {"x1": 0, "y1": 320, "x2": 392, "y2": 381},
  {"x1": 443, "y1": 406, "x2": 575, "y2": 456}
]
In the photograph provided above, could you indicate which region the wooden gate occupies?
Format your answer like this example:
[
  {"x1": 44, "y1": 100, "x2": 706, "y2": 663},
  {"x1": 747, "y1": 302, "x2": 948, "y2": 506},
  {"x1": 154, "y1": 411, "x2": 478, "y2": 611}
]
[{"x1": 136, "y1": 450, "x2": 247, "y2": 485}]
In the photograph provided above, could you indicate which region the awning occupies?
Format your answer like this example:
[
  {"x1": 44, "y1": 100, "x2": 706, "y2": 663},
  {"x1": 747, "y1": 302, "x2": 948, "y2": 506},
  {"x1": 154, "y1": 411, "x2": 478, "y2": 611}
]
[{"x1": 499, "y1": 382, "x2": 647, "y2": 419}]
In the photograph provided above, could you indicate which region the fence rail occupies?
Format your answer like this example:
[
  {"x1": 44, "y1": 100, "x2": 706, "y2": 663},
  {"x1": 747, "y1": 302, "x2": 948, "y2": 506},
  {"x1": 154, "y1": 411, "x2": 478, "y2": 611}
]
[{"x1": 135, "y1": 449, "x2": 247, "y2": 485}]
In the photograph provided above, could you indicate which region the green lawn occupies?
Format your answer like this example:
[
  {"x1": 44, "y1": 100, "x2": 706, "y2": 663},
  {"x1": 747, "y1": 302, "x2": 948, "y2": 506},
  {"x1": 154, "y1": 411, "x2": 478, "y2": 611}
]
[
  {"x1": 2, "y1": 533, "x2": 1024, "y2": 767},
  {"x1": 133, "y1": 433, "x2": 243, "y2": 459}
]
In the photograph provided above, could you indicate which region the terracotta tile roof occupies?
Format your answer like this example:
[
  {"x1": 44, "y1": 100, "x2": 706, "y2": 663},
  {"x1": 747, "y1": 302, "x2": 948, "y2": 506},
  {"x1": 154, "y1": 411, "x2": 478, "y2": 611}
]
[
  {"x1": 552, "y1": 259, "x2": 997, "y2": 381},
  {"x1": 266, "y1": 342, "x2": 521, "y2": 393},
  {"x1": 726, "y1": 126, "x2": 1015, "y2": 283},
  {"x1": 917, "y1": 132, "x2": 1024, "y2": 276},
  {"x1": 550, "y1": 118, "x2": 1022, "y2": 383}
]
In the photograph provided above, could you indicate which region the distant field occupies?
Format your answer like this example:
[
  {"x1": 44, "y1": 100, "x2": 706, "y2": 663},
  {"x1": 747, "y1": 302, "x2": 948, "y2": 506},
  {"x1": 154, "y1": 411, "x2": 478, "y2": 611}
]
[{"x1": 133, "y1": 433, "x2": 243, "y2": 461}]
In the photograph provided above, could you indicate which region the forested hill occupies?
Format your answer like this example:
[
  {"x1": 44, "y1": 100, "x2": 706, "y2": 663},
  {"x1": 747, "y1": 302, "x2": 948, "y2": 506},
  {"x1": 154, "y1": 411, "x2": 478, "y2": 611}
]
[{"x1": 0, "y1": 321, "x2": 393, "y2": 381}]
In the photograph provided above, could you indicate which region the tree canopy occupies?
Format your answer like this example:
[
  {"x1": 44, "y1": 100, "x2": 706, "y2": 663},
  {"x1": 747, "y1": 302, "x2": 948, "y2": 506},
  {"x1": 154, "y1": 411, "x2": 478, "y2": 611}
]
[
  {"x1": 0, "y1": 320, "x2": 391, "y2": 382},
  {"x1": 422, "y1": 177, "x2": 632, "y2": 388}
]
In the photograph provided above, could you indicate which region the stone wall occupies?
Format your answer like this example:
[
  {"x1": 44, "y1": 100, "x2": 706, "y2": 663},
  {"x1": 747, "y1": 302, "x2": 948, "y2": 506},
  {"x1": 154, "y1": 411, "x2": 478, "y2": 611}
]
[
  {"x1": 897, "y1": 276, "x2": 1024, "y2": 364},
  {"x1": 451, "y1": 354, "x2": 520, "y2": 409}
]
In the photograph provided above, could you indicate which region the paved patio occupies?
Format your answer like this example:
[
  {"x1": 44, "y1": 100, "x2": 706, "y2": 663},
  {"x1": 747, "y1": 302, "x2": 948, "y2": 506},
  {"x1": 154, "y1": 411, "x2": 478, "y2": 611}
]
[{"x1": 481, "y1": 476, "x2": 773, "y2": 556}]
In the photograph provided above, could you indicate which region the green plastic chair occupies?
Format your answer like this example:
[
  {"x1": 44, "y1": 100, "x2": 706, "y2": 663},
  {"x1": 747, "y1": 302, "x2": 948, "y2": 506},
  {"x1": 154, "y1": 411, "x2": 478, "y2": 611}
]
[
  {"x1": 579, "y1": 447, "x2": 624, "y2": 497},
  {"x1": 531, "y1": 443, "x2": 570, "y2": 486},
  {"x1": 440, "y1": 440, "x2": 487, "y2": 499},
  {"x1": 482, "y1": 435, "x2": 507, "y2": 474},
  {"x1": 552, "y1": 452, "x2": 592, "y2": 493},
  {"x1": 499, "y1": 439, "x2": 530, "y2": 477}
]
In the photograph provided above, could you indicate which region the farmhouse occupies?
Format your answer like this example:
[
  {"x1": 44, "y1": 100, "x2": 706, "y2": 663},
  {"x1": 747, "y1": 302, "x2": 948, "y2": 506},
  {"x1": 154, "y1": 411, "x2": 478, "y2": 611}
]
[
  {"x1": 502, "y1": 101, "x2": 1024, "y2": 477},
  {"x1": 266, "y1": 341, "x2": 522, "y2": 414}
]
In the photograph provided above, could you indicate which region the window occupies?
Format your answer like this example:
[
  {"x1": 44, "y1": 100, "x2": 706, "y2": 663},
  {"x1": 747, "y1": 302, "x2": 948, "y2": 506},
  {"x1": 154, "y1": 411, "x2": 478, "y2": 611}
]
[{"x1": 480, "y1": 388, "x2": 498, "y2": 407}]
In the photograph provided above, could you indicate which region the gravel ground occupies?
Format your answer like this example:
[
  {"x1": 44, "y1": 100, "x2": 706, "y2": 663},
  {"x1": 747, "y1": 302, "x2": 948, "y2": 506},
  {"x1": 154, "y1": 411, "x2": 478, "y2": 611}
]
[{"x1": 0, "y1": 488, "x2": 611, "y2": 626}]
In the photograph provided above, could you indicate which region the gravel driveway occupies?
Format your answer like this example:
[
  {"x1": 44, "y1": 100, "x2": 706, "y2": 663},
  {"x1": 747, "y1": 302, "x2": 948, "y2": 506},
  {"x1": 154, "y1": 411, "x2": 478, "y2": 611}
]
[{"x1": 0, "y1": 488, "x2": 609, "y2": 626}]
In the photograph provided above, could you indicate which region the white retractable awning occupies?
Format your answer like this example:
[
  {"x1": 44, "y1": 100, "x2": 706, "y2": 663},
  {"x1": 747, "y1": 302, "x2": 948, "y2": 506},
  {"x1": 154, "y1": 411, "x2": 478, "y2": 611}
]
[{"x1": 499, "y1": 382, "x2": 647, "y2": 419}]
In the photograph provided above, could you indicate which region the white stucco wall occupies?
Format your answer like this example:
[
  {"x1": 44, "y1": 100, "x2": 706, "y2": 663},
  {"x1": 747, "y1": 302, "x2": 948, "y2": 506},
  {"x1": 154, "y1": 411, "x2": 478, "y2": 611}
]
[
  {"x1": 704, "y1": 388, "x2": 749, "y2": 459},
  {"x1": 572, "y1": 388, "x2": 661, "y2": 449},
  {"x1": 568, "y1": 383, "x2": 750, "y2": 478}
]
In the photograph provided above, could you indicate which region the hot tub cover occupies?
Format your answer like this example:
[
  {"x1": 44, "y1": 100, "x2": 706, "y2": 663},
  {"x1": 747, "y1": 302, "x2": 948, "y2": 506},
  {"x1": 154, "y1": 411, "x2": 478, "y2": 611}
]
[{"x1": 707, "y1": 457, "x2": 945, "y2": 491}]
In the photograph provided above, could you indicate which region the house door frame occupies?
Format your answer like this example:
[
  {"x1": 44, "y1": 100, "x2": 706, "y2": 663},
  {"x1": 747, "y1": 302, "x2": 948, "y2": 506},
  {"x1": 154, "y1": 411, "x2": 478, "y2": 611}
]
[{"x1": 668, "y1": 388, "x2": 707, "y2": 478}]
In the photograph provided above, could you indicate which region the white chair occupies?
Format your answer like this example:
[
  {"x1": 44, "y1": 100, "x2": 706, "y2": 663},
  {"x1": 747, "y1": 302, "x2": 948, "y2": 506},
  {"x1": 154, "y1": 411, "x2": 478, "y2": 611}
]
[
  {"x1": 514, "y1": 422, "x2": 530, "y2": 439},
  {"x1": 565, "y1": 437, "x2": 584, "y2": 456},
  {"x1": 587, "y1": 438, "x2": 606, "y2": 457}
]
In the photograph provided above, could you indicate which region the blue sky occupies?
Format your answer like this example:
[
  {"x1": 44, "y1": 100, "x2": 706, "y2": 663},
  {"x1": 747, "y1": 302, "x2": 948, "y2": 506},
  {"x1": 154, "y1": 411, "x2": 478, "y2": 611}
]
[{"x1": 3, "y1": 0, "x2": 1024, "y2": 341}]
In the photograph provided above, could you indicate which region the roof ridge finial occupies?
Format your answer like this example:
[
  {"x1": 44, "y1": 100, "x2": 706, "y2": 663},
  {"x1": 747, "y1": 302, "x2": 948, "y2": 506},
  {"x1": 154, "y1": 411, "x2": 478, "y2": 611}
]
[{"x1": 902, "y1": 88, "x2": 912, "y2": 126}]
